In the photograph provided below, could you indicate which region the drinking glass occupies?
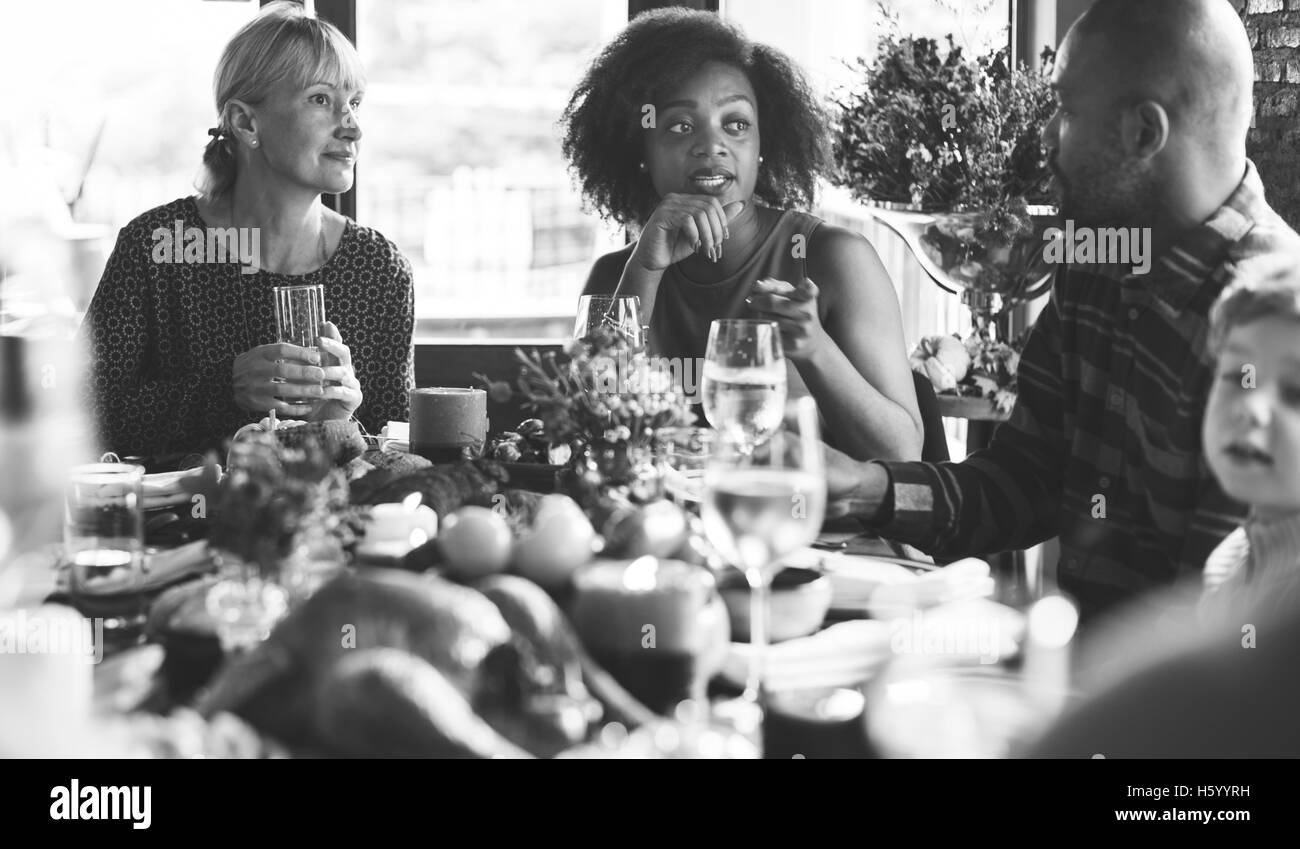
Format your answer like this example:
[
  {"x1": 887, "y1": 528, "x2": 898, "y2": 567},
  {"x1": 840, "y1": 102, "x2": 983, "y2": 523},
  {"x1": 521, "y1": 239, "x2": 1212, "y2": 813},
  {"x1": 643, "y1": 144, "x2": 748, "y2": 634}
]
[
  {"x1": 574, "y1": 294, "x2": 644, "y2": 349},
  {"x1": 700, "y1": 396, "x2": 826, "y2": 753},
  {"x1": 701, "y1": 319, "x2": 786, "y2": 456},
  {"x1": 273, "y1": 284, "x2": 326, "y2": 350},
  {"x1": 656, "y1": 426, "x2": 717, "y2": 513},
  {"x1": 272, "y1": 284, "x2": 326, "y2": 412},
  {"x1": 64, "y1": 463, "x2": 147, "y2": 642}
]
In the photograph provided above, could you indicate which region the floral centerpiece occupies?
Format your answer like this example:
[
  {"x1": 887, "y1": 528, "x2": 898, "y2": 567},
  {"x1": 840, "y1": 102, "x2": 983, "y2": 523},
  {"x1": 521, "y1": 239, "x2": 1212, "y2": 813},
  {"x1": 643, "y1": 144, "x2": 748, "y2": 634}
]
[
  {"x1": 200, "y1": 430, "x2": 353, "y2": 648},
  {"x1": 831, "y1": 17, "x2": 1056, "y2": 408},
  {"x1": 479, "y1": 325, "x2": 695, "y2": 504}
]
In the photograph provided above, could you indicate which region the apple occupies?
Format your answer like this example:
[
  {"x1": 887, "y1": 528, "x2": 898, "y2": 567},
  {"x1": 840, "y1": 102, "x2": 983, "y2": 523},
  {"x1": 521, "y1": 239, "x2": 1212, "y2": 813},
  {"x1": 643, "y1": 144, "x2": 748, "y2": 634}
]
[
  {"x1": 512, "y1": 495, "x2": 598, "y2": 590},
  {"x1": 602, "y1": 500, "x2": 690, "y2": 560},
  {"x1": 438, "y1": 507, "x2": 513, "y2": 580}
]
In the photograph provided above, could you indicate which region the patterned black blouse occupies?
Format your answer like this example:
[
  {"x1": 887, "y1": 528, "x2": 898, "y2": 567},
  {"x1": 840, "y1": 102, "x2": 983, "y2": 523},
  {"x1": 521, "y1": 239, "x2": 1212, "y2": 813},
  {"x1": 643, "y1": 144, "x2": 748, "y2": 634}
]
[{"x1": 81, "y1": 196, "x2": 414, "y2": 457}]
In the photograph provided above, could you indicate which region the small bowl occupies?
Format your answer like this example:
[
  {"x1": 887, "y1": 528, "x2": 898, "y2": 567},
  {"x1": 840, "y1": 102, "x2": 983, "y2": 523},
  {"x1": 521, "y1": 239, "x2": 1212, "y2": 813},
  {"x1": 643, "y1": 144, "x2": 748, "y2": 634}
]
[{"x1": 719, "y1": 567, "x2": 833, "y2": 643}]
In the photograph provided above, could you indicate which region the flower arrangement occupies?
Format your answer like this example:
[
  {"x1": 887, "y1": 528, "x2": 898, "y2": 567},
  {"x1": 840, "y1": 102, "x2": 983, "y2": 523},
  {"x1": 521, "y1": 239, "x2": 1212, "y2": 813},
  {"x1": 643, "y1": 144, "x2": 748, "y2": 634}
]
[
  {"x1": 480, "y1": 325, "x2": 695, "y2": 454},
  {"x1": 910, "y1": 331, "x2": 1024, "y2": 416},
  {"x1": 207, "y1": 431, "x2": 351, "y2": 576},
  {"x1": 831, "y1": 23, "x2": 1056, "y2": 241},
  {"x1": 961, "y1": 334, "x2": 1022, "y2": 416},
  {"x1": 835, "y1": 13, "x2": 1055, "y2": 406}
]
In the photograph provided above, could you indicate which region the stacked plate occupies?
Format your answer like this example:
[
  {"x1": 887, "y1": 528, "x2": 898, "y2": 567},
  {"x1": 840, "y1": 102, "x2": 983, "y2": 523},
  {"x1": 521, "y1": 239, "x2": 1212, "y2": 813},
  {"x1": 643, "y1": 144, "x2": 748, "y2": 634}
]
[{"x1": 141, "y1": 467, "x2": 214, "y2": 511}]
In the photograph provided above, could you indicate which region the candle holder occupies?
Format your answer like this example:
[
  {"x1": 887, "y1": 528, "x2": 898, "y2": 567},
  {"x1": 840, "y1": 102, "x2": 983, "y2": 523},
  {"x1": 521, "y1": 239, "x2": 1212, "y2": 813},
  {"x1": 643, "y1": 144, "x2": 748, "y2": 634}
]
[{"x1": 570, "y1": 556, "x2": 730, "y2": 717}]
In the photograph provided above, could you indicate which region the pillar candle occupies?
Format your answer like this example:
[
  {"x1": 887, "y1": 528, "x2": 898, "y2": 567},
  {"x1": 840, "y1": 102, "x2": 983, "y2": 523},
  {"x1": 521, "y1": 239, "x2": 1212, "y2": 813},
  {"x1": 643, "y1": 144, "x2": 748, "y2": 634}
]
[{"x1": 409, "y1": 388, "x2": 488, "y2": 462}]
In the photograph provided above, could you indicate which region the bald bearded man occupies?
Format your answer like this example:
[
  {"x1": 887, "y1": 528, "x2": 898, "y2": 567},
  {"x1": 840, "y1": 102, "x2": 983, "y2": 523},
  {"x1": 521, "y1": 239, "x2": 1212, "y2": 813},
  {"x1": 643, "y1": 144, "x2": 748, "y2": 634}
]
[{"x1": 823, "y1": 0, "x2": 1300, "y2": 627}]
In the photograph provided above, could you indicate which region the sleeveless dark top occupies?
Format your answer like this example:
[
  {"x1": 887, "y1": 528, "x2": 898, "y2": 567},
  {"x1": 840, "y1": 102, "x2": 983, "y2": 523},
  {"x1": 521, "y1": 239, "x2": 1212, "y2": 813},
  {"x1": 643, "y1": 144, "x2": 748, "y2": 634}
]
[{"x1": 611, "y1": 209, "x2": 824, "y2": 399}]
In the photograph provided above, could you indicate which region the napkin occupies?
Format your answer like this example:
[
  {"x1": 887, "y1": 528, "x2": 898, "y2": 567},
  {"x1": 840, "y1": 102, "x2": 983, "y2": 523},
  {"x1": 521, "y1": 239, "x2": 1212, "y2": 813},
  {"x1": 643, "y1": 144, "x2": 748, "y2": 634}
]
[
  {"x1": 141, "y1": 467, "x2": 216, "y2": 510},
  {"x1": 817, "y1": 555, "x2": 996, "y2": 618},
  {"x1": 721, "y1": 620, "x2": 895, "y2": 692},
  {"x1": 381, "y1": 421, "x2": 410, "y2": 453},
  {"x1": 864, "y1": 558, "x2": 995, "y2": 618}
]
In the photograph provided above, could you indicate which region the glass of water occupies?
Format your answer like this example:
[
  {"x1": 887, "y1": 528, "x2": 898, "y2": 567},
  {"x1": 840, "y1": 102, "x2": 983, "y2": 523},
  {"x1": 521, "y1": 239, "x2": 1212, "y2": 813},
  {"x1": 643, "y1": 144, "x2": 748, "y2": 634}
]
[
  {"x1": 701, "y1": 319, "x2": 787, "y2": 456},
  {"x1": 272, "y1": 284, "x2": 326, "y2": 350},
  {"x1": 574, "y1": 294, "x2": 644, "y2": 350},
  {"x1": 64, "y1": 463, "x2": 146, "y2": 642},
  {"x1": 656, "y1": 426, "x2": 717, "y2": 513},
  {"x1": 701, "y1": 396, "x2": 827, "y2": 754}
]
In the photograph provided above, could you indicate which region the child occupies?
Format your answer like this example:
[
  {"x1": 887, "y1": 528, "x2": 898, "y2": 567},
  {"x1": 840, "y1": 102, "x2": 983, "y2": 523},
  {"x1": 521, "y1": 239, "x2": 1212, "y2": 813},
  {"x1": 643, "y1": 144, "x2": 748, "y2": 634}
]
[{"x1": 1199, "y1": 252, "x2": 1300, "y2": 622}]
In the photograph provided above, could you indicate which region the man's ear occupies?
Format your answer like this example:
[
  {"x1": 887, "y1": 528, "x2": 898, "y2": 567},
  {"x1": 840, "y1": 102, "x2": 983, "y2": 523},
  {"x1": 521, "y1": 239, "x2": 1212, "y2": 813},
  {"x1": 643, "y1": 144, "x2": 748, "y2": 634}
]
[{"x1": 1120, "y1": 100, "x2": 1170, "y2": 161}]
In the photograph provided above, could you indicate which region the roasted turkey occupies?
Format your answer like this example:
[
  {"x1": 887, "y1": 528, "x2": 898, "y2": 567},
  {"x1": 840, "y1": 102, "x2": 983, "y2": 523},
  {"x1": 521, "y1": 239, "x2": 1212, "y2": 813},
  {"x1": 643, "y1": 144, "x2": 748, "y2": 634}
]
[{"x1": 195, "y1": 568, "x2": 654, "y2": 757}]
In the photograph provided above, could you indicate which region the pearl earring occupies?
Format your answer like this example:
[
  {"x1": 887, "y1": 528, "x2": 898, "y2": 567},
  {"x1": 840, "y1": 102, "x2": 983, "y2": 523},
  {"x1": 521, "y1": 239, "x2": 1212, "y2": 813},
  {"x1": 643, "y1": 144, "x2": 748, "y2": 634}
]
[
  {"x1": 639, "y1": 161, "x2": 647, "y2": 172},
  {"x1": 251, "y1": 139, "x2": 259, "y2": 148},
  {"x1": 759, "y1": 155, "x2": 764, "y2": 164}
]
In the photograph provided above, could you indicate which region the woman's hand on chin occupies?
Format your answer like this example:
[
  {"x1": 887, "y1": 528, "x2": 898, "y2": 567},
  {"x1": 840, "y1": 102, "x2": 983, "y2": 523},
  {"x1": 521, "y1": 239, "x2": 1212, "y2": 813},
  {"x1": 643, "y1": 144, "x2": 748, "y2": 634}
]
[
  {"x1": 306, "y1": 321, "x2": 363, "y2": 422},
  {"x1": 633, "y1": 194, "x2": 747, "y2": 271},
  {"x1": 745, "y1": 277, "x2": 830, "y2": 363}
]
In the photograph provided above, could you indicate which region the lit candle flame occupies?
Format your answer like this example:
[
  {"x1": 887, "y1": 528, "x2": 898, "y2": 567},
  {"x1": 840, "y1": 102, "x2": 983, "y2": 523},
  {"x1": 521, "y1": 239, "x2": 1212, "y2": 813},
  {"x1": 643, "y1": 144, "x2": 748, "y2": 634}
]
[{"x1": 622, "y1": 556, "x2": 659, "y2": 592}]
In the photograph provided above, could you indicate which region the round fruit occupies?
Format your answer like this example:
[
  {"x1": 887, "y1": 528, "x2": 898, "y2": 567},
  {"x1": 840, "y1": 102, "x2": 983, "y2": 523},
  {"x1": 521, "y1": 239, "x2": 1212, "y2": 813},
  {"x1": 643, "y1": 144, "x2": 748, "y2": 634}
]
[
  {"x1": 438, "y1": 506, "x2": 513, "y2": 579},
  {"x1": 513, "y1": 496, "x2": 597, "y2": 589},
  {"x1": 602, "y1": 500, "x2": 690, "y2": 559}
]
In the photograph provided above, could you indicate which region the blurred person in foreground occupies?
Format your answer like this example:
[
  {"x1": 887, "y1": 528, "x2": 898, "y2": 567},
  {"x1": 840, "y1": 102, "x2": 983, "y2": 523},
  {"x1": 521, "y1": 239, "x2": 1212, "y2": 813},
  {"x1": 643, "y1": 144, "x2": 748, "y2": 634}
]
[
  {"x1": 819, "y1": 0, "x2": 1300, "y2": 628},
  {"x1": 563, "y1": 8, "x2": 923, "y2": 461},
  {"x1": 1022, "y1": 254, "x2": 1300, "y2": 758},
  {"x1": 80, "y1": 1, "x2": 414, "y2": 459}
]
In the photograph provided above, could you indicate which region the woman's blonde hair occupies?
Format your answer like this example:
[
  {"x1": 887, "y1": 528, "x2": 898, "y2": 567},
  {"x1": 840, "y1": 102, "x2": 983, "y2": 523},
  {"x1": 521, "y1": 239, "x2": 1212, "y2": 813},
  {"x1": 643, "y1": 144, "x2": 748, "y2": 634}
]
[{"x1": 197, "y1": 1, "x2": 365, "y2": 201}]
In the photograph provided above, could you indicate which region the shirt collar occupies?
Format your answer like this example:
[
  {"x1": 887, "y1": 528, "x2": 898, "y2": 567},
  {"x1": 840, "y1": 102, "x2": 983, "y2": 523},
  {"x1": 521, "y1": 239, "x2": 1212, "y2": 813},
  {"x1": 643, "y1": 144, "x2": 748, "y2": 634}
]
[
  {"x1": 1244, "y1": 509, "x2": 1300, "y2": 582},
  {"x1": 1126, "y1": 161, "x2": 1271, "y2": 313}
]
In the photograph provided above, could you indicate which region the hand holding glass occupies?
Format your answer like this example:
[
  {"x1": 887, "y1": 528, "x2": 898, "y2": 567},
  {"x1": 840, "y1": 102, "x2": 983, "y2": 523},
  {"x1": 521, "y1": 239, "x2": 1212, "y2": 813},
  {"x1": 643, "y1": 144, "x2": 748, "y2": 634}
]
[{"x1": 271, "y1": 284, "x2": 329, "y2": 414}]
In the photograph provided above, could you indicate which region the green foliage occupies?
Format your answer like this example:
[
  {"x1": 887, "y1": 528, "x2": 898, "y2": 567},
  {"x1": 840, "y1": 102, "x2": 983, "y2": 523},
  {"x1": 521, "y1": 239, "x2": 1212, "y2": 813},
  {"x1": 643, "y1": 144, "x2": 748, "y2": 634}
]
[
  {"x1": 479, "y1": 325, "x2": 694, "y2": 451},
  {"x1": 831, "y1": 20, "x2": 1056, "y2": 231},
  {"x1": 208, "y1": 431, "x2": 350, "y2": 573}
]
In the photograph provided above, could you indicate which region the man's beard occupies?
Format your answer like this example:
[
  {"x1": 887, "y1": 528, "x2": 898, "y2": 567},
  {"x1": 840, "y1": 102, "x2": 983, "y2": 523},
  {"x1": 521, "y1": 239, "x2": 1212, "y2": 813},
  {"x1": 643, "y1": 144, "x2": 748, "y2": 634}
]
[{"x1": 1052, "y1": 152, "x2": 1156, "y2": 229}]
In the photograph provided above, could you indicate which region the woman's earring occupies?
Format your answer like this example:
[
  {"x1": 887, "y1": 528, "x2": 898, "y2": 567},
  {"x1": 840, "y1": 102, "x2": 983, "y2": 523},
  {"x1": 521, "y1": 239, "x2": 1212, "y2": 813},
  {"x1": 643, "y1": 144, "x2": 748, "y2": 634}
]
[
  {"x1": 759, "y1": 155, "x2": 764, "y2": 164},
  {"x1": 638, "y1": 161, "x2": 647, "y2": 172}
]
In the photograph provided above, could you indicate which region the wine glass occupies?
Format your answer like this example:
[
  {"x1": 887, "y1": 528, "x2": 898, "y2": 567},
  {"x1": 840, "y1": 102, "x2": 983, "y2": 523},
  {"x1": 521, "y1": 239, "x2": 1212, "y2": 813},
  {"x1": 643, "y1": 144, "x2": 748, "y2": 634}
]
[
  {"x1": 701, "y1": 319, "x2": 786, "y2": 456},
  {"x1": 574, "y1": 294, "x2": 644, "y2": 349},
  {"x1": 700, "y1": 396, "x2": 826, "y2": 753}
]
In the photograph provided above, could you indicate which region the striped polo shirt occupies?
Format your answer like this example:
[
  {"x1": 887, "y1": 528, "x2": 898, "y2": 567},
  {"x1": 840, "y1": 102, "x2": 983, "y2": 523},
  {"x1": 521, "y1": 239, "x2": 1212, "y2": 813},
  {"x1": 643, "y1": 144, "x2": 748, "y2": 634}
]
[{"x1": 866, "y1": 162, "x2": 1298, "y2": 625}]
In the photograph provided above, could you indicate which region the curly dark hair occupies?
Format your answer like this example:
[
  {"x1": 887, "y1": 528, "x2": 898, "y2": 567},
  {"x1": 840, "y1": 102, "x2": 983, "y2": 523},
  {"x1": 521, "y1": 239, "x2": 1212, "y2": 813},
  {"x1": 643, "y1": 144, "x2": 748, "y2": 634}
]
[{"x1": 560, "y1": 8, "x2": 832, "y2": 227}]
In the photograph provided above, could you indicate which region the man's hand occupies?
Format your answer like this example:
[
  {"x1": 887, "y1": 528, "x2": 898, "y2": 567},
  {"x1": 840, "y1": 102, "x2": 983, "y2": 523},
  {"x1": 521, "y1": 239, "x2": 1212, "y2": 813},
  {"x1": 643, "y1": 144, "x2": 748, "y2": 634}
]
[{"x1": 779, "y1": 399, "x2": 891, "y2": 521}]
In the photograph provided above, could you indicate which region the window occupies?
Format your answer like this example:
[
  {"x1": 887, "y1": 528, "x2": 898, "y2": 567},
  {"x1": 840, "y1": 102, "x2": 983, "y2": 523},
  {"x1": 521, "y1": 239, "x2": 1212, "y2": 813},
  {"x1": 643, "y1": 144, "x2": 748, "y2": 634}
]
[
  {"x1": 721, "y1": 0, "x2": 1012, "y2": 98},
  {"x1": 0, "y1": 0, "x2": 259, "y2": 319},
  {"x1": 356, "y1": 0, "x2": 630, "y2": 341}
]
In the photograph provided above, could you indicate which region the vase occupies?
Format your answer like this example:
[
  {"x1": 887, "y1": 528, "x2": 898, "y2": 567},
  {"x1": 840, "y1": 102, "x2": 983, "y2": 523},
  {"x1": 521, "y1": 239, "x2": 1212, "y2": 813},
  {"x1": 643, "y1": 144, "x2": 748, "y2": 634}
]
[
  {"x1": 278, "y1": 522, "x2": 347, "y2": 602},
  {"x1": 866, "y1": 205, "x2": 1057, "y2": 338},
  {"x1": 577, "y1": 439, "x2": 663, "y2": 503},
  {"x1": 205, "y1": 552, "x2": 290, "y2": 653}
]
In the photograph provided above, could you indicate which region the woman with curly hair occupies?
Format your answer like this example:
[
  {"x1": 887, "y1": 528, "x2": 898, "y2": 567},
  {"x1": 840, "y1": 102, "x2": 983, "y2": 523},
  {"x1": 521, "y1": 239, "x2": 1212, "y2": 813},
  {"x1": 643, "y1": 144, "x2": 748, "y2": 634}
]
[{"x1": 562, "y1": 8, "x2": 921, "y2": 461}]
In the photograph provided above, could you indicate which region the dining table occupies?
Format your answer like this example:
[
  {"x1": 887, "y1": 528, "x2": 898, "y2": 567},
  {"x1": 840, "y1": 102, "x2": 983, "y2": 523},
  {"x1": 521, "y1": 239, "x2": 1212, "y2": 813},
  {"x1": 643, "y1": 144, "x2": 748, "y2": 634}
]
[{"x1": 3, "y1": 434, "x2": 1062, "y2": 760}]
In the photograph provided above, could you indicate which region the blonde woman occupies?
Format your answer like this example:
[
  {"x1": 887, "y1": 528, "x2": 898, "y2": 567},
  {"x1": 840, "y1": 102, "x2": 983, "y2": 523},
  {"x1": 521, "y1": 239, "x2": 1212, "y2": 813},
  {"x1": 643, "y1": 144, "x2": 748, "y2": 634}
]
[{"x1": 81, "y1": 1, "x2": 414, "y2": 458}]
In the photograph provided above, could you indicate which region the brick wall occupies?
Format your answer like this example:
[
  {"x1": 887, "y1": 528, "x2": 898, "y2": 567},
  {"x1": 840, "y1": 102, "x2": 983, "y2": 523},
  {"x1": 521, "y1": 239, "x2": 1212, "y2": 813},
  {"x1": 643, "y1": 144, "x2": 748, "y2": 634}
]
[{"x1": 1243, "y1": 0, "x2": 1300, "y2": 228}]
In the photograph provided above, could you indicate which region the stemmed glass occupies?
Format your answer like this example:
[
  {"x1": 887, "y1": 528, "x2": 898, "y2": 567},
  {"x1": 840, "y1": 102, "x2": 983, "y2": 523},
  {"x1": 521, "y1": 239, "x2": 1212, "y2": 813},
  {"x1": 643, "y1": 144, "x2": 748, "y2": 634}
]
[
  {"x1": 700, "y1": 396, "x2": 827, "y2": 752},
  {"x1": 701, "y1": 319, "x2": 786, "y2": 456},
  {"x1": 574, "y1": 294, "x2": 644, "y2": 349}
]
